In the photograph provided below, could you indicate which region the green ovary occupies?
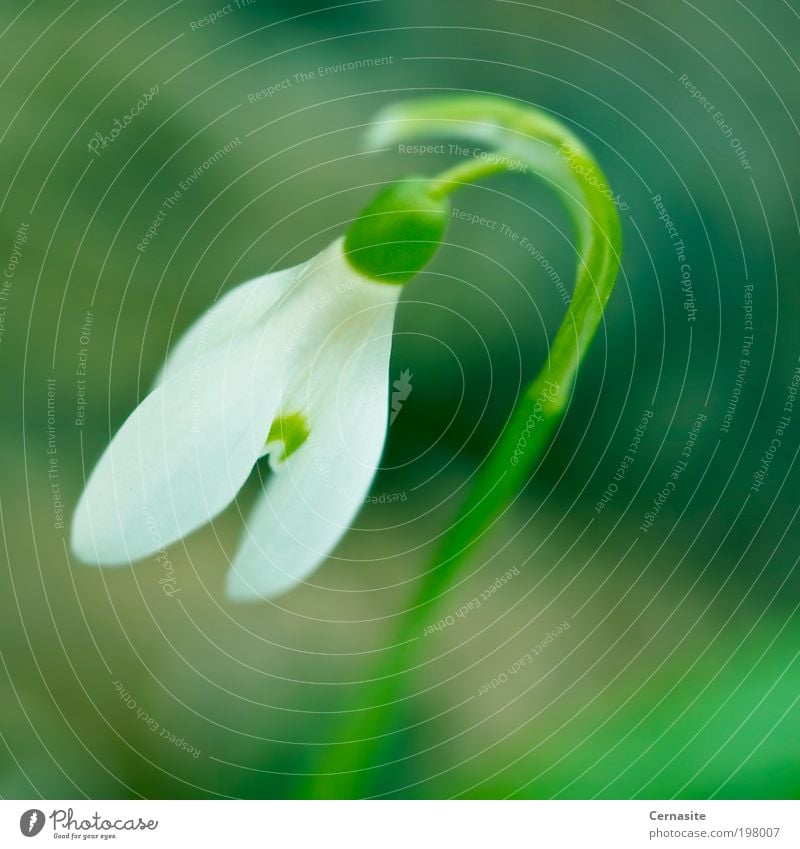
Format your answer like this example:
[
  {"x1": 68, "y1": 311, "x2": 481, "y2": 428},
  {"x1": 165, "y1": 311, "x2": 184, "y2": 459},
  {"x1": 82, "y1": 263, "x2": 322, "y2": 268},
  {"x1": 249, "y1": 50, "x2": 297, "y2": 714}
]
[{"x1": 266, "y1": 412, "x2": 310, "y2": 462}]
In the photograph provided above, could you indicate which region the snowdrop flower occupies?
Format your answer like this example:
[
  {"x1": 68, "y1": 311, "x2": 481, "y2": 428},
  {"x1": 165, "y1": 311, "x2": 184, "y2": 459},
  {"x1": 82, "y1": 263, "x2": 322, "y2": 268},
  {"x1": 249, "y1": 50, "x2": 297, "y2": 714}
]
[{"x1": 71, "y1": 179, "x2": 448, "y2": 599}]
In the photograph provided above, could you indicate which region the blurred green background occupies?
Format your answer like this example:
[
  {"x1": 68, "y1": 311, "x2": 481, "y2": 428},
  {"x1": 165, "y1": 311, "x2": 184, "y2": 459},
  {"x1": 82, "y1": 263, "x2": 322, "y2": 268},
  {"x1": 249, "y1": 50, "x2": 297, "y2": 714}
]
[{"x1": 1, "y1": 0, "x2": 799, "y2": 799}]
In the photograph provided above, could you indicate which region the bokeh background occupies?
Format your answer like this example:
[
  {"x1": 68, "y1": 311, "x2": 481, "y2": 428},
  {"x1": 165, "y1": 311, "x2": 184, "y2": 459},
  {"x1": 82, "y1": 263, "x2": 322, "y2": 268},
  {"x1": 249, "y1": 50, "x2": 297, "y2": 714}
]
[{"x1": 1, "y1": 0, "x2": 799, "y2": 799}]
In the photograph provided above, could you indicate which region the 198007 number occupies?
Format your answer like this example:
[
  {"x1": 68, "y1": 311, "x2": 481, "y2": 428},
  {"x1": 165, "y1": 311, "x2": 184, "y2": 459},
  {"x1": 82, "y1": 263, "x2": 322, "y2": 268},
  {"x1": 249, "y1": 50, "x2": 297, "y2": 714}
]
[{"x1": 742, "y1": 827, "x2": 780, "y2": 838}]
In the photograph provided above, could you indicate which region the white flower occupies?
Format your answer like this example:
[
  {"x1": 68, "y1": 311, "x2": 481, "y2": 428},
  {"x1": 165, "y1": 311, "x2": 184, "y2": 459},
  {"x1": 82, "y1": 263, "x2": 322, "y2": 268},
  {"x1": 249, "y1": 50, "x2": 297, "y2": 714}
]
[{"x1": 71, "y1": 238, "x2": 400, "y2": 599}]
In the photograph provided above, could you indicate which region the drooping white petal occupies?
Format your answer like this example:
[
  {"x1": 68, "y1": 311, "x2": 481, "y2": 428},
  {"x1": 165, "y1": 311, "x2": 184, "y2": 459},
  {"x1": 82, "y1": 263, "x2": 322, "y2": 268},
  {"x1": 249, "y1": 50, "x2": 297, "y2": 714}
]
[
  {"x1": 226, "y1": 244, "x2": 400, "y2": 599},
  {"x1": 72, "y1": 324, "x2": 286, "y2": 566},
  {"x1": 154, "y1": 263, "x2": 304, "y2": 387}
]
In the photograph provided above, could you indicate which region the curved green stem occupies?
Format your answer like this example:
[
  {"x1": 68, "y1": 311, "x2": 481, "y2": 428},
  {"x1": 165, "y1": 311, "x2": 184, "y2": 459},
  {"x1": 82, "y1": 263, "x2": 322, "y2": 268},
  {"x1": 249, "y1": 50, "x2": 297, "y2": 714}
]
[
  {"x1": 310, "y1": 95, "x2": 622, "y2": 798},
  {"x1": 427, "y1": 157, "x2": 511, "y2": 198}
]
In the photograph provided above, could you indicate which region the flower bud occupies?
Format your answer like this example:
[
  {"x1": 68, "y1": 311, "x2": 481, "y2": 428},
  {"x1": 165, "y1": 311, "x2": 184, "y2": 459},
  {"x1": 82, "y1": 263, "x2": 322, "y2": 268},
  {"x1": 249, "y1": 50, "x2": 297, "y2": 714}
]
[{"x1": 344, "y1": 177, "x2": 449, "y2": 283}]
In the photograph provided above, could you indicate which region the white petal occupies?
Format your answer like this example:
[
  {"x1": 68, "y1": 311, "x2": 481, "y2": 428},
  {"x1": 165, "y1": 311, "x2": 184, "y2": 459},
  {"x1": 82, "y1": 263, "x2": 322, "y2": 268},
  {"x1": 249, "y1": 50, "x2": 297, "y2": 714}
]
[
  {"x1": 72, "y1": 325, "x2": 285, "y2": 565},
  {"x1": 154, "y1": 263, "x2": 303, "y2": 387},
  {"x1": 226, "y1": 248, "x2": 399, "y2": 599}
]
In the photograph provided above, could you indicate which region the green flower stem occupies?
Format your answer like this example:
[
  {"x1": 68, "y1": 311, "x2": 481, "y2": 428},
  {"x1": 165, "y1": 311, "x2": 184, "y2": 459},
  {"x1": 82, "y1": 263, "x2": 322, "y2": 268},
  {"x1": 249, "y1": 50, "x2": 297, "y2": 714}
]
[
  {"x1": 427, "y1": 157, "x2": 512, "y2": 199},
  {"x1": 310, "y1": 96, "x2": 622, "y2": 798}
]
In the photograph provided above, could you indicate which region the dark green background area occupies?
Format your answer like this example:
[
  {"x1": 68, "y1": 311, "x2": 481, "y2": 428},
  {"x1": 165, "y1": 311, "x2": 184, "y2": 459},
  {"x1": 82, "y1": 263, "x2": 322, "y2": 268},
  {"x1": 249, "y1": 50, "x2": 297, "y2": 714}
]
[{"x1": 0, "y1": 0, "x2": 798, "y2": 798}]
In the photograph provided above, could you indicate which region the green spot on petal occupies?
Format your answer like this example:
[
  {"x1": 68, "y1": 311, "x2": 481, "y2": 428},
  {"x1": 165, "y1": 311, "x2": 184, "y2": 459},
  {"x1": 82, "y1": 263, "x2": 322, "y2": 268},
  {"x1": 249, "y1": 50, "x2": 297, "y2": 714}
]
[{"x1": 266, "y1": 412, "x2": 310, "y2": 463}]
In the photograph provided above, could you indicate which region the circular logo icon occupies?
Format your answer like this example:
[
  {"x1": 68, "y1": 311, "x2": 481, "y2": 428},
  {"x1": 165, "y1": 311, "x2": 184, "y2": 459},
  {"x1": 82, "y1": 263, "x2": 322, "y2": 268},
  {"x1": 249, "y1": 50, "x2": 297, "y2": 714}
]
[{"x1": 19, "y1": 809, "x2": 45, "y2": 837}]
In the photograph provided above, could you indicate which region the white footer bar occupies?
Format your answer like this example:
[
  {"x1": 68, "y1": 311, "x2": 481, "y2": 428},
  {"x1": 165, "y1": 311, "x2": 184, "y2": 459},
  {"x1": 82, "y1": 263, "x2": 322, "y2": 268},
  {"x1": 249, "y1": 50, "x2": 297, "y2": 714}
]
[{"x1": 2, "y1": 800, "x2": 797, "y2": 847}]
